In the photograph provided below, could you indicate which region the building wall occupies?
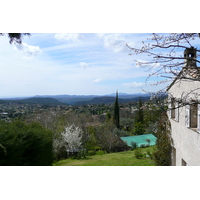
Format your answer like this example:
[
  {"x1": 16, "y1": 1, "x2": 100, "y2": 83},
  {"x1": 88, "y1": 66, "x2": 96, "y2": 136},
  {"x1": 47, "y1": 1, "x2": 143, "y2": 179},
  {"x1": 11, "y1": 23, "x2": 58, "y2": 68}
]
[{"x1": 168, "y1": 79, "x2": 200, "y2": 166}]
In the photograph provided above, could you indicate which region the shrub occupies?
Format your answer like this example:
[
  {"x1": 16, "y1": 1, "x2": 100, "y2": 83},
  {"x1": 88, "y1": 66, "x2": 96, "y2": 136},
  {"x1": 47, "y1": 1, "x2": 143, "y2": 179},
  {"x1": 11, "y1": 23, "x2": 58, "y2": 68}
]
[
  {"x1": 96, "y1": 150, "x2": 105, "y2": 155},
  {"x1": 130, "y1": 141, "x2": 137, "y2": 150},
  {"x1": 88, "y1": 150, "x2": 96, "y2": 156},
  {"x1": 147, "y1": 150, "x2": 154, "y2": 160},
  {"x1": 0, "y1": 121, "x2": 53, "y2": 166},
  {"x1": 0, "y1": 144, "x2": 7, "y2": 164},
  {"x1": 134, "y1": 148, "x2": 143, "y2": 159}
]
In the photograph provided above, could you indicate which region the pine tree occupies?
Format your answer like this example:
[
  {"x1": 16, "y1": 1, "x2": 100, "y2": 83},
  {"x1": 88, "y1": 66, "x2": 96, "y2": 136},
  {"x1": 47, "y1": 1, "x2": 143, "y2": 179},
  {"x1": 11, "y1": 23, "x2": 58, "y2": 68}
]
[{"x1": 113, "y1": 90, "x2": 120, "y2": 128}]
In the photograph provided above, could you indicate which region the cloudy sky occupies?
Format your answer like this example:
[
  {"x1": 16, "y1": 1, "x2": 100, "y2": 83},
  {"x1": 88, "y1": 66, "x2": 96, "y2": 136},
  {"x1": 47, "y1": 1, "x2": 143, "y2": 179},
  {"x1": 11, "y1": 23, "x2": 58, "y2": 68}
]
[{"x1": 0, "y1": 33, "x2": 198, "y2": 98}]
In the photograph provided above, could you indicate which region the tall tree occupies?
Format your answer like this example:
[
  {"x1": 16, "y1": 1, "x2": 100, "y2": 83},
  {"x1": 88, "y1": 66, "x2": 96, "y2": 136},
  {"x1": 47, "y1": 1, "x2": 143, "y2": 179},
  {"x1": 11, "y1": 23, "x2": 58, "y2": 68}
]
[
  {"x1": 113, "y1": 90, "x2": 120, "y2": 128},
  {"x1": 153, "y1": 112, "x2": 172, "y2": 166},
  {"x1": 135, "y1": 98, "x2": 144, "y2": 123},
  {"x1": 133, "y1": 98, "x2": 145, "y2": 135}
]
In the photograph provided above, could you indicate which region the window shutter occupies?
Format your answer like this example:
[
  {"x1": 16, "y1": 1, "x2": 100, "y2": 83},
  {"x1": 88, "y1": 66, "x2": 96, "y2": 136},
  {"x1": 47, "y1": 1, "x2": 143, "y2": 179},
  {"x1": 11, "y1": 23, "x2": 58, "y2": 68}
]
[
  {"x1": 175, "y1": 102, "x2": 179, "y2": 122},
  {"x1": 168, "y1": 99, "x2": 171, "y2": 118},
  {"x1": 185, "y1": 105, "x2": 190, "y2": 127},
  {"x1": 197, "y1": 104, "x2": 200, "y2": 133}
]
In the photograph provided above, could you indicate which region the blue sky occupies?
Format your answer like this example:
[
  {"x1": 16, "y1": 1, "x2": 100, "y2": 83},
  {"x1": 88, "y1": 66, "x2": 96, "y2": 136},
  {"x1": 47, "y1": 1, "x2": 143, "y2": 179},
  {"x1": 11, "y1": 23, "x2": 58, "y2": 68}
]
[{"x1": 0, "y1": 33, "x2": 199, "y2": 97}]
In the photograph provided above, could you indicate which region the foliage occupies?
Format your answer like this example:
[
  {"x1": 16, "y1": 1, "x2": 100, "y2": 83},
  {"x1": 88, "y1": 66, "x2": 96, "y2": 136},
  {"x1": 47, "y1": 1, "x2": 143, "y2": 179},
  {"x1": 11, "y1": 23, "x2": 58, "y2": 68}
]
[
  {"x1": 112, "y1": 127, "x2": 128, "y2": 137},
  {"x1": 130, "y1": 141, "x2": 137, "y2": 150},
  {"x1": 135, "y1": 99, "x2": 144, "y2": 123},
  {"x1": 153, "y1": 112, "x2": 172, "y2": 166},
  {"x1": 133, "y1": 122, "x2": 146, "y2": 135},
  {"x1": 146, "y1": 149, "x2": 154, "y2": 160},
  {"x1": 87, "y1": 150, "x2": 96, "y2": 156},
  {"x1": 0, "y1": 33, "x2": 30, "y2": 44},
  {"x1": 95, "y1": 122, "x2": 130, "y2": 153},
  {"x1": 84, "y1": 126, "x2": 101, "y2": 152},
  {"x1": 113, "y1": 91, "x2": 120, "y2": 128},
  {"x1": 0, "y1": 120, "x2": 53, "y2": 166},
  {"x1": 53, "y1": 123, "x2": 85, "y2": 159},
  {"x1": 96, "y1": 150, "x2": 106, "y2": 155},
  {"x1": 134, "y1": 148, "x2": 143, "y2": 159},
  {"x1": 0, "y1": 144, "x2": 7, "y2": 164},
  {"x1": 106, "y1": 111, "x2": 111, "y2": 122},
  {"x1": 132, "y1": 99, "x2": 146, "y2": 135},
  {"x1": 120, "y1": 117, "x2": 134, "y2": 132}
]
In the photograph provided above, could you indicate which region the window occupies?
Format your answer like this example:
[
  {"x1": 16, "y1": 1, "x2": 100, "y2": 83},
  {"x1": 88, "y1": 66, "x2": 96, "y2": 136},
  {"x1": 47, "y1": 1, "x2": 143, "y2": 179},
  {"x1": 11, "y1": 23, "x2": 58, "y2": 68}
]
[
  {"x1": 185, "y1": 102, "x2": 200, "y2": 133},
  {"x1": 190, "y1": 103, "x2": 197, "y2": 128},
  {"x1": 169, "y1": 98, "x2": 179, "y2": 121},
  {"x1": 171, "y1": 99, "x2": 175, "y2": 118}
]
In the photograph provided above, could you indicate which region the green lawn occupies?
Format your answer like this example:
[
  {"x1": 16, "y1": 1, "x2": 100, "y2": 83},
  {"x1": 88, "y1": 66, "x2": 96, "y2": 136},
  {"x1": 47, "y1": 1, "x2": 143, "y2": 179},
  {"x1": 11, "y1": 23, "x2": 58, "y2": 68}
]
[{"x1": 53, "y1": 146, "x2": 156, "y2": 166}]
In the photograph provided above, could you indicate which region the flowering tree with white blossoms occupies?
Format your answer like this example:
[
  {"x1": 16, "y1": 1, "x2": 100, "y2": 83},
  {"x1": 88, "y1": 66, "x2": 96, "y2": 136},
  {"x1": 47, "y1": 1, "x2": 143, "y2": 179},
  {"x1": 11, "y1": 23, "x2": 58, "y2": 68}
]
[
  {"x1": 53, "y1": 123, "x2": 84, "y2": 159},
  {"x1": 61, "y1": 124, "x2": 83, "y2": 153}
]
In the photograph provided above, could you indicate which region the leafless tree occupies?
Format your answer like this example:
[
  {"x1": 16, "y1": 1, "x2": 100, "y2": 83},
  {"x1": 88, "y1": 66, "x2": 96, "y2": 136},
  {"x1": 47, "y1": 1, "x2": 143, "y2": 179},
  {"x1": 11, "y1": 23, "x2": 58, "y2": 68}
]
[{"x1": 127, "y1": 33, "x2": 200, "y2": 107}]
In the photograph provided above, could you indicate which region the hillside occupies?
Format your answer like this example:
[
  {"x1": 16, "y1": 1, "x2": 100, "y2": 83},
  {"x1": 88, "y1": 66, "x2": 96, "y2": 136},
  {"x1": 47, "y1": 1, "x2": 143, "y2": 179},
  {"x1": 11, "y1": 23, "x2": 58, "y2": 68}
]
[
  {"x1": 33, "y1": 93, "x2": 151, "y2": 105},
  {"x1": 0, "y1": 97, "x2": 65, "y2": 106},
  {"x1": 54, "y1": 146, "x2": 156, "y2": 166},
  {"x1": 74, "y1": 96, "x2": 151, "y2": 105},
  {"x1": 0, "y1": 93, "x2": 153, "y2": 106}
]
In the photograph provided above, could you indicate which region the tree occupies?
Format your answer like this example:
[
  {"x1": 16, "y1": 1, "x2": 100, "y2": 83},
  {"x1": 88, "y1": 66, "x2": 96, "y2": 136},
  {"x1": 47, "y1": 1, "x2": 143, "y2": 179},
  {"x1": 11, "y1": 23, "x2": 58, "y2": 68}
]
[
  {"x1": 0, "y1": 33, "x2": 30, "y2": 44},
  {"x1": 0, "y1": 144, "x2": 7, "y2": 164},
  {"x1": 53, "y1": 123, "x2": 87, "y2": 159},
  {"x1": 135, "y1": 98, "x2": 144, "y2": 123},
  {"x1": 0, "y1": 120, "x2": 53, "y2": 166},
  {"x1": 113, "y1": 90, "x2": 120, "y2": 128},
  {"x1": 95, "y1": 122, "x2": 129, "y2": 153},
  {"x1": 127, "y1": 33, "x2": 200, "y2": 98},
  {"x1": 133, "y1": 122, "x2": 145, "y2": 135},
  {"x1": 153, "y1": 112, "x2": 172, "y2": 166},
  {"x1": 133, "y1": 98, "x2": 145, "y2": 135}
]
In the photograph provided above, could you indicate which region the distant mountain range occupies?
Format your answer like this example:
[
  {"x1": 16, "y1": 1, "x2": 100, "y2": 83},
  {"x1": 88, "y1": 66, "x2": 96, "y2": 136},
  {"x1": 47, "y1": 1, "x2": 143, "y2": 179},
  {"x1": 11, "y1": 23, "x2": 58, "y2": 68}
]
[
  {"x1": 34, "y1": 93, "x2": 151, "y2": 105},
  {"x1": 0, "y1": 93, "x2": 151, "y2": 106},
  {"x1": 0, "y1": 97, "x2": 64, "y2": 106}
]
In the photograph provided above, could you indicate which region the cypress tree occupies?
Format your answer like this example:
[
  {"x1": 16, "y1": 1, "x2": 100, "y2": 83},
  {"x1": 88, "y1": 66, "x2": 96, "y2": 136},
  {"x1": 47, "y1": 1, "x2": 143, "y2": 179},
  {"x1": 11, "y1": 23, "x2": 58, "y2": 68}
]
[
  {"x1": 137, "y1": 98, "x2": 144, "y2": 123},
  {"x1": 113, "y1": 90, "x2": 120, "y2": 128}
]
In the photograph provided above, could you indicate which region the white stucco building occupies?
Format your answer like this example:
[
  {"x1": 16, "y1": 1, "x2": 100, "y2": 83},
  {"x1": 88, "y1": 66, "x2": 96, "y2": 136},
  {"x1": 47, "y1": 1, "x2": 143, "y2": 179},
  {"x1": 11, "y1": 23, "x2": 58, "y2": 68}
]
[{"x1": 167, "y1": 47, "x2": 200, "y2": 166}]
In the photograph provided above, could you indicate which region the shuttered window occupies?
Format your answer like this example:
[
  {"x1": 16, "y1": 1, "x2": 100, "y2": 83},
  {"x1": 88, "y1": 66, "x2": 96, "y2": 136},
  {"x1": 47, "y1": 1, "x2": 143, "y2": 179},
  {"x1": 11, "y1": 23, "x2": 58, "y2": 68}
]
[
  {"x1": 185, "y1": 105, "x2": 190, "y2": 127},
  {"x1": 171, "y1": 98, "x2": 175, "y2": 119},
  {"x1": 197, "y1": 104, "x2": 200, "y2": 133},
  {"x1": 175, "y1": 102, "x2": 179, "y2": 122}
]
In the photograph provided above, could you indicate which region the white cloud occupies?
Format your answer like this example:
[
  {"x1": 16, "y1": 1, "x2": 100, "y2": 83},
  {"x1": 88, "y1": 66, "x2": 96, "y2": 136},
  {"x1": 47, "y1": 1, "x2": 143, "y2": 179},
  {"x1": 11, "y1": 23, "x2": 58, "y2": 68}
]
[
  {"x1": 55, "y1": 33, "x2": 83, "y2": 42},
  {"x1": 96, "y1": 33, "x2": 107, "y2": 38},
  {"x1": 14, "y1": 42, "x2": 41, "y2": 58},
  {"x1": 100, "y1": 33, "x2": 129, "y2": 53},
  {"x1": 123, "y1": 82, "x2": 145, "y2": 88},
  {"x1": 80, "y1": 62, "x2": 89, "y2": 69},
  {"x1": 93, "y1": 78, "x2": 102, "y2": 83}
]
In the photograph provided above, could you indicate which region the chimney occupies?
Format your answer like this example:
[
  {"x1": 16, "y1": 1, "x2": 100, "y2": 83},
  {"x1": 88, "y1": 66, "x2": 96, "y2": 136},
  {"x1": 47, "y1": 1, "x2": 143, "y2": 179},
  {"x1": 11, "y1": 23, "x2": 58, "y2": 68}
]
[{"x1": 184, "y1": 47, "x2": 197, "y2": 68}]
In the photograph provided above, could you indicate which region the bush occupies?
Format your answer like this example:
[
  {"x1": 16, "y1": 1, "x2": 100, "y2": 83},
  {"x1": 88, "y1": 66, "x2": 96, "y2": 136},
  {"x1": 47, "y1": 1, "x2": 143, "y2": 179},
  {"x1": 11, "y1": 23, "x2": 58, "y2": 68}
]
[
  {"x1": 0, "y1": 144, "x2": 7, "y2": 164},
  {"x1": 96, "y1": 150, "x2": 106, "y2": 155},
  {"x1": 88, "y1": 150, "x2": 96, "y2": 156},
  {"x1": 134, "y1": 148, "x2": 143, "y2": 159},
  {"x1": 130, "y1": 141, "x2": 137, "y2": 150},
  {"x1": 0, "y1": 121, "x2": 53, "y2": 166}
]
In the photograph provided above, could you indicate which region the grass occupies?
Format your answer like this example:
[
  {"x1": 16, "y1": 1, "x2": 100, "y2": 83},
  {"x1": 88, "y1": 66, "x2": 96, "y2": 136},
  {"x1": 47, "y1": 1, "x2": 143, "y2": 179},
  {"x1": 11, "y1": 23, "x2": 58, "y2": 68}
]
[{"x1": 53, "y1": 146, "x2": 156, "y2": 166}]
